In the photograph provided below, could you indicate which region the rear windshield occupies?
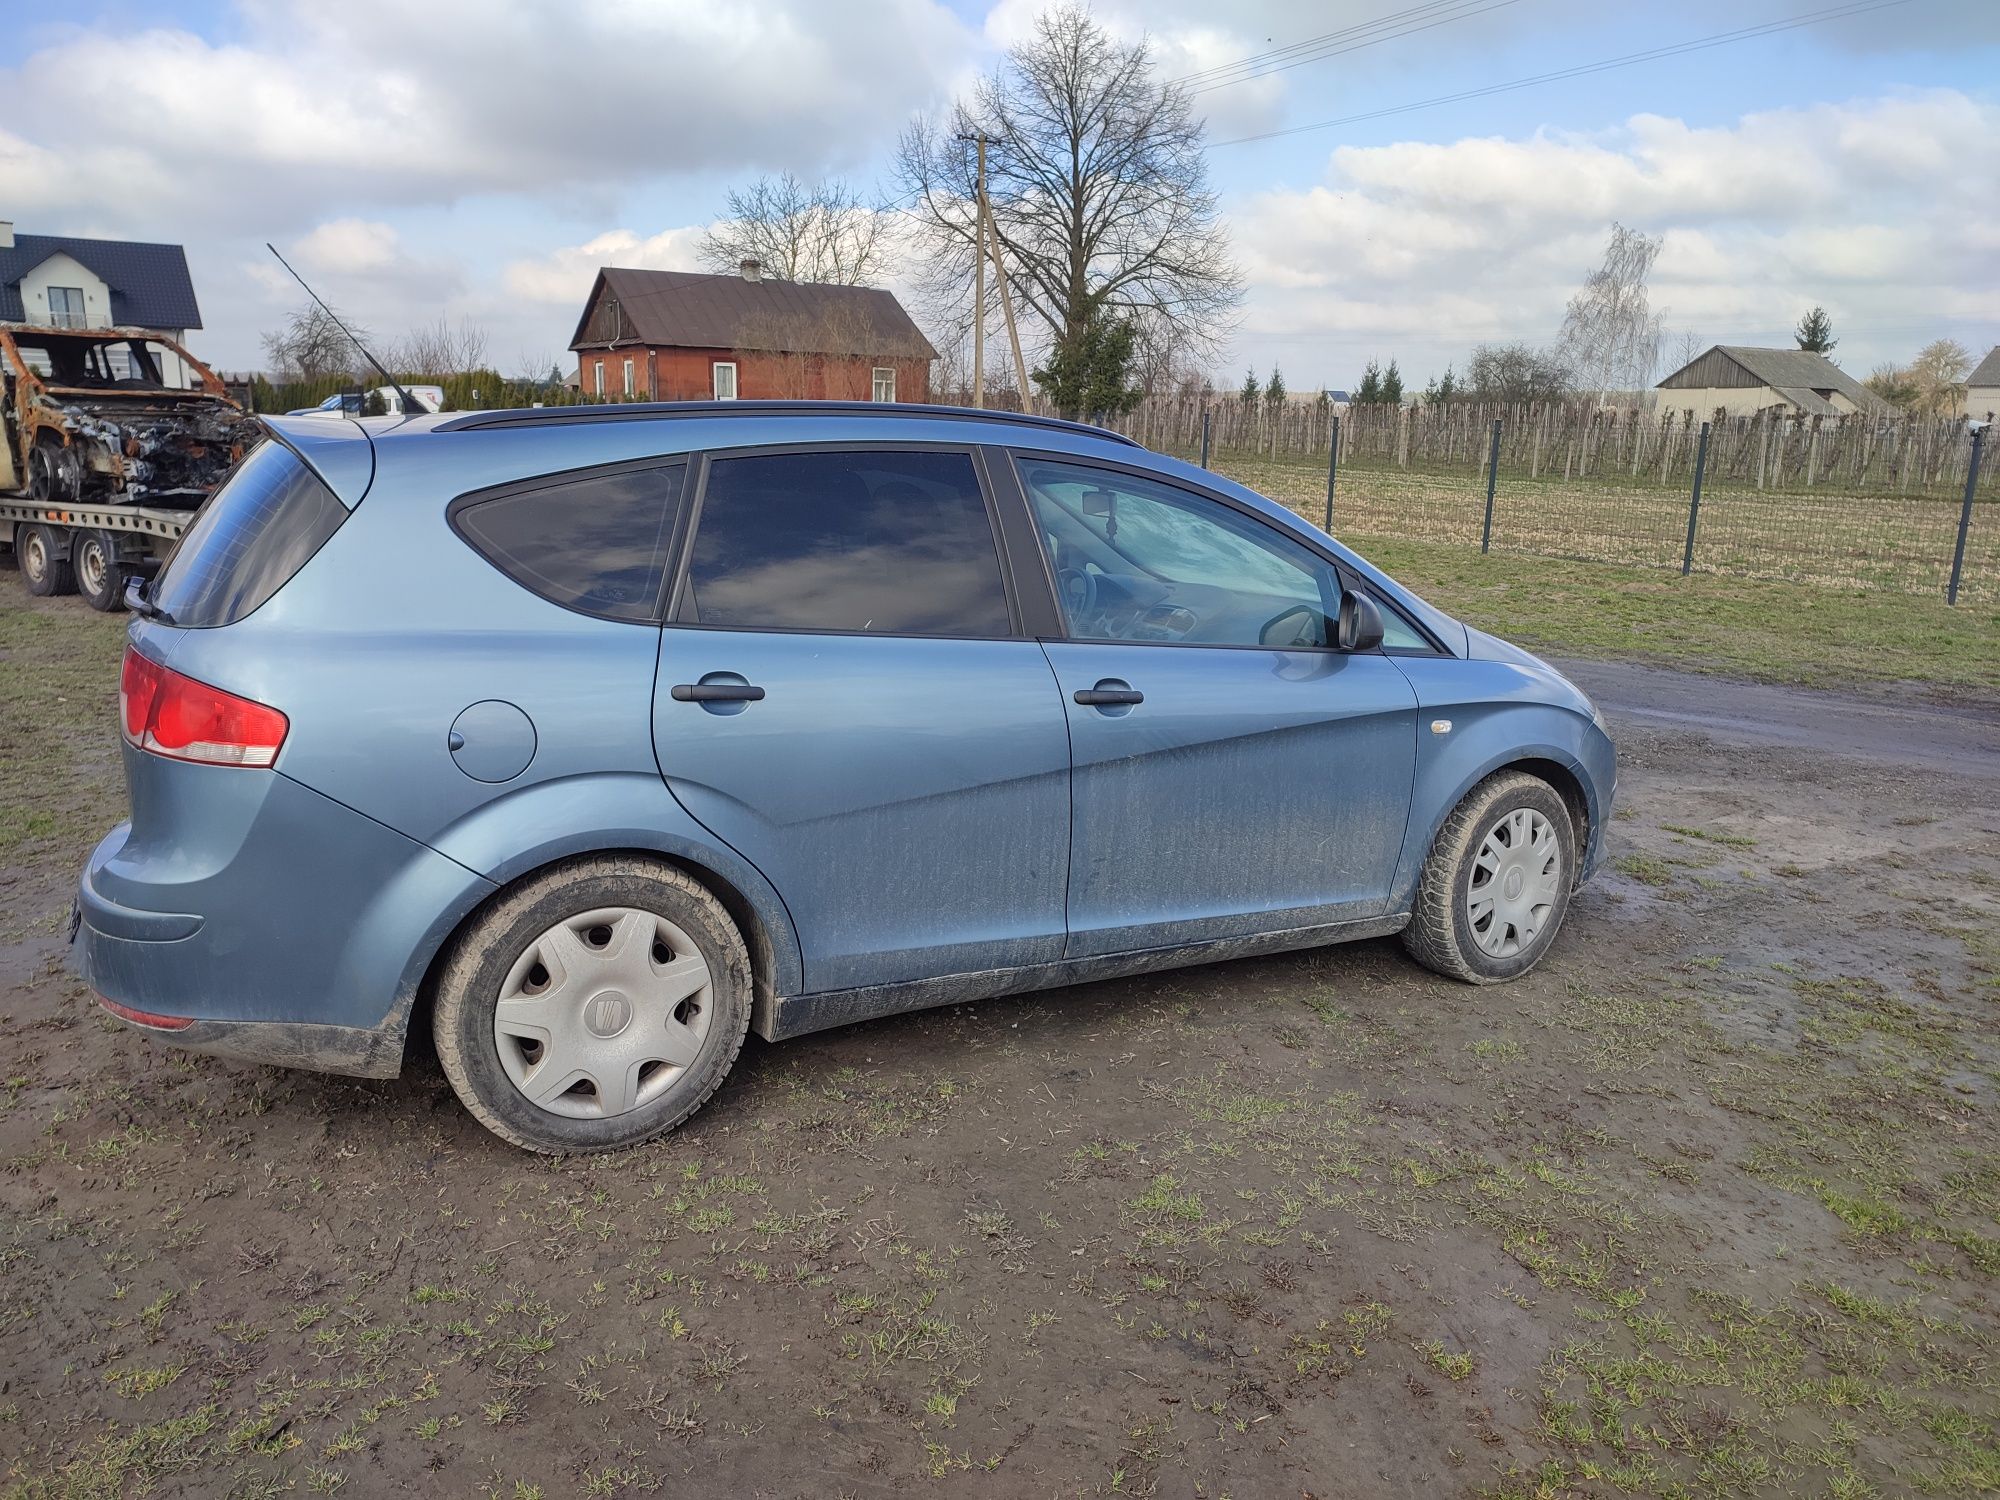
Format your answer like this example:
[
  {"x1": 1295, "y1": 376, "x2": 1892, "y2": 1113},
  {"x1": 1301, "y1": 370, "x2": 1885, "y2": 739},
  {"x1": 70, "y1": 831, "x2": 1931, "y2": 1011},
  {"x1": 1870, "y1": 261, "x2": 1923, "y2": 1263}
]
[{"x1": 151, "y1": 439, "x2": 348, "y2": 627}]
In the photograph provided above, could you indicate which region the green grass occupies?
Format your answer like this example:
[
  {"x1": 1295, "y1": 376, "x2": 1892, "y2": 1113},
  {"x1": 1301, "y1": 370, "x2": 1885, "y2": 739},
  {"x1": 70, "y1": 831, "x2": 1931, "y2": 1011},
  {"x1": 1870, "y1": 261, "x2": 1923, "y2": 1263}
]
[{"x1": 1337, "y1": 536, "x2": 2000, "y2": 698}]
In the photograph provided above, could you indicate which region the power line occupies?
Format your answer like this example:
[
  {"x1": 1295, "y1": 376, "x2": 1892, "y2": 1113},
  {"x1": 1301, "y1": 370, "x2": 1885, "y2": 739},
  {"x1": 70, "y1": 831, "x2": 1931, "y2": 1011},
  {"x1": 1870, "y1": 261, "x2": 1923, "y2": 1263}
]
[
  {"x1": 1178, "y1": 0, "x2": 1525, "y2": 96},
  {"x1": 1211, "y1": 0, "x2": 1918, "y2": 148},
  {"x1": 1176, "y1": 0, "x2": 1473, "y2": 83}
]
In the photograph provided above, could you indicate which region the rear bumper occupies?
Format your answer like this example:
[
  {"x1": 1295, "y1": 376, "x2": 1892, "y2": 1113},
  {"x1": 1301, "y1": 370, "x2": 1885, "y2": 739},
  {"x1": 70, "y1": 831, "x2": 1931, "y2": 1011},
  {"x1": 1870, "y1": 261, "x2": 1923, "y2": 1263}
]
[
  {"x1": 89, "y1": 986, "x2": 406, "y2": 1078},
  {"x1": 68, "y1": 762, "x2": 496, "y2": 1078}
]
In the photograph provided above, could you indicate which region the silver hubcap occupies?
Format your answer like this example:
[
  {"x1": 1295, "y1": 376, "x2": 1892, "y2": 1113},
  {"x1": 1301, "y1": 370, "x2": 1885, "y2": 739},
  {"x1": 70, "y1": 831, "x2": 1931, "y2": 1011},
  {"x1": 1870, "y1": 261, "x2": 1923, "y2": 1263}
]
[
  {"x1": 493, "y1": 906, "x2": 713, "y2": 1119},
  {"x1": 79, "y1": 541, "x2": 105, "y2": 594},
  {"x1": 1466, "y1": 808, "x2": 1562, "y2": 958},
  {"x1": 24, "y1": 533, "x2": 47, "y2": 578}
]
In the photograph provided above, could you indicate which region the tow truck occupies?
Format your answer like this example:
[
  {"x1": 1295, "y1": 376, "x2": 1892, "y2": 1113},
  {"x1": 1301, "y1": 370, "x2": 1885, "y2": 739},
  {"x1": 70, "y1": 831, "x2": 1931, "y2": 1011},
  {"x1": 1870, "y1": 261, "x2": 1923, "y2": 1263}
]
[{"x1": 2, "y1": 324, "x2": 256, "y2": 609}]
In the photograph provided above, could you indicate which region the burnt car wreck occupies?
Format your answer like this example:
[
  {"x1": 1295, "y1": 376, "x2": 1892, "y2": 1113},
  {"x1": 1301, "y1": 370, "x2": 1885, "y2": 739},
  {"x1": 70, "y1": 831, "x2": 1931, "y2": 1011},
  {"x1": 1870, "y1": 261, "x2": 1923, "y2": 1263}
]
[{"x1": 1, "y1": 327, "x2": 257, "y2": 507}]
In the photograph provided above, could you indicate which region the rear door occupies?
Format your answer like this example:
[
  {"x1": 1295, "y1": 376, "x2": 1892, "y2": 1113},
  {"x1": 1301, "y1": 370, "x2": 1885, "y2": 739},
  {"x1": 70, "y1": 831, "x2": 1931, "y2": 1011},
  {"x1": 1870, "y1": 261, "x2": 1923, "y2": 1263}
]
[
  {"x1": 1008, "y1": 453, "x2": 1420, "y2": 959},
  {"x1": 652, "y1": 446, "x2": 1071, "y2": 993}
]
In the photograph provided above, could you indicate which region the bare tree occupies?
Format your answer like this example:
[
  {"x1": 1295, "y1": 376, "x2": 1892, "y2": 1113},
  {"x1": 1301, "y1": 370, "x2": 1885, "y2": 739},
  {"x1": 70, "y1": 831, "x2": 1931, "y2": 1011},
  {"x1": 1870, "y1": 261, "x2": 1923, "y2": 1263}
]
[
  {"x1": 1465, "y1": 342, "x2": 1573, "y2": 403},
  {"x1": 895, "y1": 4, "x2": 1239, "y2": 402},
  {"x1": 261, "y1": 302, "x2": 365, "y2": 383},
  {"x1": 391, "y1": 314, "x2": 490, "y2": 377},
  {"x1": 1865, "y1": 360, "x2": 1918, "y2": 411},
  {"x1": 1128, "y1": 308, "x2": 1205, "y2": 398},
  {"x1": 1555, "y1": 224, "x2": 1664, "y2": 400},
  {"x1": 698, "y1": 173, "x2": 891, "y2": 285},
  {"x1": 1905, "y1": 339, "x2": 1972, "y2": 416},
  {"x1": 1666, "y1": 329, "x2": 1705, "y2": 375}
]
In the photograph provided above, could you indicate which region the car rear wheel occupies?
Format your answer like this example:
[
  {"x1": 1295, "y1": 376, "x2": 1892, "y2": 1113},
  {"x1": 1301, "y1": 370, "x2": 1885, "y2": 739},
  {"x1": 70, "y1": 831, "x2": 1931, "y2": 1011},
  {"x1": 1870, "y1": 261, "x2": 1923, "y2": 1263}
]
[
  {"x1": 1402, "y1": 770, "x2": 1576, "y2": 984},
  {"x1": 432, "y1": 856, "x2": 751, "y2": 1153},
  {"x1": 75, "y1": 530, "x2": 127, "y2": 612},
  {"x1": 19, "y1": 523, "x2": 76, "y2": 597}
]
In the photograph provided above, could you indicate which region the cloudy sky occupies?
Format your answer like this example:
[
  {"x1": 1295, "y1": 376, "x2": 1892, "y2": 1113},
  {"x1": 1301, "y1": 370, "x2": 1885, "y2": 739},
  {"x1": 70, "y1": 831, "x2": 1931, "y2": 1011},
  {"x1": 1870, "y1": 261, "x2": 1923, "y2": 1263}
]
[{"x1": 3, "y1": 0, "x2": 1994, "y2": 389}]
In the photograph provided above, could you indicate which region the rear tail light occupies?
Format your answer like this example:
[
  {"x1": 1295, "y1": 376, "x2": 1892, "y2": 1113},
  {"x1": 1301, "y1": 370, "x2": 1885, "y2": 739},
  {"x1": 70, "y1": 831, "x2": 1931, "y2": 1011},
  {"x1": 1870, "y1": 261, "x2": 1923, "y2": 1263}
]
[{"x1": 120, "y1": 645, "x2": 288, "y2": 768}]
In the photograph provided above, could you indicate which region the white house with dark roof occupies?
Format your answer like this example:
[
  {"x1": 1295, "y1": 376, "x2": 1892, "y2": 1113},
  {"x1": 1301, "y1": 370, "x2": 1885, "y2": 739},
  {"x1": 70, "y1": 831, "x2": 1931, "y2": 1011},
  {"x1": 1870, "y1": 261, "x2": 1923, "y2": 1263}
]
[
  {"x1": 0, "y1": 221, "x2": 207, "y2": 384},
  {"x1": 1965, "y1": 347, "x2": 2000, "y2": 422},
  {"x1": 1655, "y1": 345, "x2": 1894, "y2": 419}
]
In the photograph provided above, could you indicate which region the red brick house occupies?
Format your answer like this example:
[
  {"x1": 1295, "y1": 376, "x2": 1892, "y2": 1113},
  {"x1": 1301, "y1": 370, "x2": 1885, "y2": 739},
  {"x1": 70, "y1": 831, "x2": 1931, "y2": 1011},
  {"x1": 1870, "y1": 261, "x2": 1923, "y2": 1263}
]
[{"x1": 568, "y1": 261, "x2": 935, "y2": 404}]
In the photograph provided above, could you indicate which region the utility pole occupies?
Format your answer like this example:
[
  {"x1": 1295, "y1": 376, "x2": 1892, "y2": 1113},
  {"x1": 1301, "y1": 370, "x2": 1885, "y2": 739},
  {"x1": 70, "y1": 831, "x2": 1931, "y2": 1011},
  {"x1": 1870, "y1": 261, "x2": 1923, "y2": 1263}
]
[
  {"x1": 984, "y1": 204, "x2": 1034, "y2": 414},
  {"x1": 958, "y1": 133, "x2": 988, "y2": 408}
]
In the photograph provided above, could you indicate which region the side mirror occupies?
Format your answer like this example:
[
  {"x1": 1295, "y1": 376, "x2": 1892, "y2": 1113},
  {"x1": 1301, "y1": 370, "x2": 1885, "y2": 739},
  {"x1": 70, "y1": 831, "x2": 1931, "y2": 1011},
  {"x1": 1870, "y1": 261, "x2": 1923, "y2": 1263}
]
[{"x1": 1337, "y1": 590, "x2": 1385, "y2": 652}]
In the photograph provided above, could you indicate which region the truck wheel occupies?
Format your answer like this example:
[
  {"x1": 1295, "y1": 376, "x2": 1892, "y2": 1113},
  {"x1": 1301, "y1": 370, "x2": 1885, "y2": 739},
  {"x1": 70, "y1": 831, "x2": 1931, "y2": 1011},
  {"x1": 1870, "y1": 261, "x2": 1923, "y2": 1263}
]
[
  {"x1": 1402, "y1": 770, "x2": 1576, "y2": 984},
  {"x1": 19, "y1": 524, "x2": 77, "y2": 597},
  {"x1": 74, "y1": 530, "x2": 127, "y2": 612},
  {"x1": 74, "y1": 530, "x2": 128, "y2": 611},
  {"x1": 431, "y1": 856, "x2": 753, "y2": 1154}
]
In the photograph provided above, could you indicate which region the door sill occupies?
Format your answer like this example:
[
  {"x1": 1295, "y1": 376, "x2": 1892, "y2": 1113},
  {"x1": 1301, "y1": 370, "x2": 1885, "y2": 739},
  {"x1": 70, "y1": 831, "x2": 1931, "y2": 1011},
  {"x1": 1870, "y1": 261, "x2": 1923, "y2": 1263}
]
[{"x1": 757, "y1": 912, "x2": 1409, "y2": 1042}]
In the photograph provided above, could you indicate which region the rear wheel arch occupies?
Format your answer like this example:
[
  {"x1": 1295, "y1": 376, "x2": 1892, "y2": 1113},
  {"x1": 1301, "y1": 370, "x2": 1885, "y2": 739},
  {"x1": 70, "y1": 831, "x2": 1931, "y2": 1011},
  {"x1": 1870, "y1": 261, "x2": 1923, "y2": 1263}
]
[{"x1": 404, "y1": 845, "x2": 787, "y2": 1073}]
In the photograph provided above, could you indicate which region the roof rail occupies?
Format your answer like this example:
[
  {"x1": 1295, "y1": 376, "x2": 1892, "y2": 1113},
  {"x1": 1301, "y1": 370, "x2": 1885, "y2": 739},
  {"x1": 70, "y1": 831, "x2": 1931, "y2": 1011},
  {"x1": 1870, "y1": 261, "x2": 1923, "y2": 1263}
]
[{"x1": 432, "y1": 399, "x2": 1140, "y2": 446}]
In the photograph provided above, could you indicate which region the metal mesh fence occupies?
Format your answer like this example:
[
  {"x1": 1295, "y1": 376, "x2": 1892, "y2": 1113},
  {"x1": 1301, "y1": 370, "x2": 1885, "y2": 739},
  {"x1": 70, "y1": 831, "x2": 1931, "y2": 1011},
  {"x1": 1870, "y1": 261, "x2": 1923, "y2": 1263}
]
[{"x1": 1110, "y1": 399, "x2": 1996, "y2": 604}]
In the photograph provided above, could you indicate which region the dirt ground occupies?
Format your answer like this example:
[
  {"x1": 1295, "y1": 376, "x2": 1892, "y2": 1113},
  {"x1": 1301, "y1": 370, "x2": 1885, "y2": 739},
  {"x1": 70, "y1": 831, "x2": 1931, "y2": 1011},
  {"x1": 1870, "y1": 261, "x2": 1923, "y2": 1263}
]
[{"x1": 1, "y1": 589, "x2": 1995, "y2": 1499}]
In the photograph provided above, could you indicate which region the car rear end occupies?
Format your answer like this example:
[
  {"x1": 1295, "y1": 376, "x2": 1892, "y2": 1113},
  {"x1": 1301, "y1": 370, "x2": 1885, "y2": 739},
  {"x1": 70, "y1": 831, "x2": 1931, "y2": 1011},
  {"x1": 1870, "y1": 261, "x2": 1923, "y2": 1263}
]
[{"x1": 70, "y1": 419, "x2": 493, "y2": 1076}]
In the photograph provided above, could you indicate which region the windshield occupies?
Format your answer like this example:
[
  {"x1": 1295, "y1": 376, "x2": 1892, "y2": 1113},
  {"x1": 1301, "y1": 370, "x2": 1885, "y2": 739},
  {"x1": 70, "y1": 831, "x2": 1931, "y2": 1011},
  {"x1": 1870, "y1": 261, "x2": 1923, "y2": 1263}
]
[{"x1": 6, "y1": 333, "x2": 202, "y2": 391}]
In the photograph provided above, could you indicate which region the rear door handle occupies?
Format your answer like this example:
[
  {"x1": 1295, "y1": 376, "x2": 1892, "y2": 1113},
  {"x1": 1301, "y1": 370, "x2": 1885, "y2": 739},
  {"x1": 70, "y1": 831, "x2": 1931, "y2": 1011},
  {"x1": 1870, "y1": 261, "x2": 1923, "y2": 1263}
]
[
  {"x1": 1074, "y1": 685, "x2": 1143, "y2": 707},
  {"x1": 670, "y1": 682, "x2": 766, "y2": 703}
]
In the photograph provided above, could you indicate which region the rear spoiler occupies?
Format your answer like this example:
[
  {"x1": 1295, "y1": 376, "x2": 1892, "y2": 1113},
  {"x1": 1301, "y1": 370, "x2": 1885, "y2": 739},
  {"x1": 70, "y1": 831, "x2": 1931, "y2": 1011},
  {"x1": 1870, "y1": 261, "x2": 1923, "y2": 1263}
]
[{"x1": 258, "y1": 414, "x2": 377, "y2": 509}]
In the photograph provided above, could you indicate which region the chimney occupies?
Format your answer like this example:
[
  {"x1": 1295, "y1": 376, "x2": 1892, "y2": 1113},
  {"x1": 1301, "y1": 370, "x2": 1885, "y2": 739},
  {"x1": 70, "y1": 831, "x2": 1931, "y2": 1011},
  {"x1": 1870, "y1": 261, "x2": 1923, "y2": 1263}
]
[
  {"x1": 739, "y1": 258, "x2": 761, "y2": 283},
  {"x1": 0, "y1": 221, "x2": 13, "y2": 250}
]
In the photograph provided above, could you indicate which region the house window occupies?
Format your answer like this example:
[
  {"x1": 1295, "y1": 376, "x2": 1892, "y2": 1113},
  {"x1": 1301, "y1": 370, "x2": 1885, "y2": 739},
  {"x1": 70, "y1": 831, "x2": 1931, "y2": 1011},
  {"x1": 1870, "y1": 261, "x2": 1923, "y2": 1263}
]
[
  {"x1": 594, "y1": 360, "x2": 605, "y2": 397},
  {"x1": 623, "y1": 358, "x2": 635, "y2": 397},
  {"x1": 872, "y1": 367, "x2": 896, "y2": 403},
  {"x1": 713, "y1": 362, "x2": 738, "y2": 401},
  {"x1": 48, "y1": 287, "x2": 87, "y2": 329}
]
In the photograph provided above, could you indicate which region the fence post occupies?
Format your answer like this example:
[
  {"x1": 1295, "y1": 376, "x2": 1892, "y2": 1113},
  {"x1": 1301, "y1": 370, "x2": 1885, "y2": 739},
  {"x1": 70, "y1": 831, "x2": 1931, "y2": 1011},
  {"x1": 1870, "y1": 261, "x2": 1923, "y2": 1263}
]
[
  {"x1": 1479, "y1": 418, "x2": 1502, "y2": 553},
  {"x1": 1324, "y1": 414, "x2": 1340, "y2": 531},
  {"x1": 1200, "y1": 409, "x2": 1211, "y2": 469},
  {"x1": 1682, "y1": 421, "x2": 1711, "y2": 577},
  {"x1": 1948, "y1": 426, "x2": 1984, "y2": 606}
]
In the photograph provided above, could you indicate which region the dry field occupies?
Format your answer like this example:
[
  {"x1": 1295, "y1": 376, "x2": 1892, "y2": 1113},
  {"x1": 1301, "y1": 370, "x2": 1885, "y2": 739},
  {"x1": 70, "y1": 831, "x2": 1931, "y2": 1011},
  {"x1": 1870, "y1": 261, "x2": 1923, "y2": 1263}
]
[{"x1": 1203, "y1": 453, "x2": 1997, "y2": 603}]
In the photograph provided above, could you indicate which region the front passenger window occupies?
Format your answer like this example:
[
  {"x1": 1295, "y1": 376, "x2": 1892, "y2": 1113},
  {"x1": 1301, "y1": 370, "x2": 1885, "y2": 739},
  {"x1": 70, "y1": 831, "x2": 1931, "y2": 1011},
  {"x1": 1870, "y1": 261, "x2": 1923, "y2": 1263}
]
[{"x1": 1018, "y1": 459, "x2": 1339, "y2": 647}]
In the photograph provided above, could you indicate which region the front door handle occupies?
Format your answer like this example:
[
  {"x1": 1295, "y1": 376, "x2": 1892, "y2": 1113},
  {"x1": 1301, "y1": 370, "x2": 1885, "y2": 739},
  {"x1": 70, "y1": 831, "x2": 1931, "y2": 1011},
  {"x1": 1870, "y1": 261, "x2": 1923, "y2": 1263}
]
[
  {"x1": 671, "y1": 682, "x2": 766, "y2": 703},
  {"x1": 1074, "y1": 683, "x2": 1143, "y2": 707}
]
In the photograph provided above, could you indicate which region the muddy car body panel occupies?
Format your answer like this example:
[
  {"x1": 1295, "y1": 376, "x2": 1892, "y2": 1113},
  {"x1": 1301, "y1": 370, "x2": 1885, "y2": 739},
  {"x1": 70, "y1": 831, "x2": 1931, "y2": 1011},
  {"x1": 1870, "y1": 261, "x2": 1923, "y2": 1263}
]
[
  {"x1": 0, "y1": 325, "x2": 257, "y2": 507},
  {"x1": 70, "y1": 402, "x2": 1618, "y2": 1098}
]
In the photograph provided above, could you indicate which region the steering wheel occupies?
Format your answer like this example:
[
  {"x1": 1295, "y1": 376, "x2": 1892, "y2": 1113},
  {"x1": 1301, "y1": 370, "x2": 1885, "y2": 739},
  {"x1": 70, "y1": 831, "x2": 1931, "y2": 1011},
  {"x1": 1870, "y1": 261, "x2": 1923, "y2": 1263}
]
[{"x1": 1056, "y1": 567, "x2": 1099, "y2": 629}]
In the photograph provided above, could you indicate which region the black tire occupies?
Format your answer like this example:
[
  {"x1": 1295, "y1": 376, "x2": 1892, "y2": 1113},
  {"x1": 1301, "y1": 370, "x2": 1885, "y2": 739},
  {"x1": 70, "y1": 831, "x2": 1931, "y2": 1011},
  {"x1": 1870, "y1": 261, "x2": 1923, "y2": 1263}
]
[
  {"x1": 25, "y1": 442, "x2": 57, "y2": 504},
  {"x1": 431, "y1": 855, "x2": 752, "y2": 1153},
  {"x1": 19, "y1": 523, "x2": 76, "y2": 597},
  {"x1": 1402, "y1": 770, "x2": 1577, "y2": 984},
  {"x1": 75, "y1": 529, "x2": 127, "y2": 612}
]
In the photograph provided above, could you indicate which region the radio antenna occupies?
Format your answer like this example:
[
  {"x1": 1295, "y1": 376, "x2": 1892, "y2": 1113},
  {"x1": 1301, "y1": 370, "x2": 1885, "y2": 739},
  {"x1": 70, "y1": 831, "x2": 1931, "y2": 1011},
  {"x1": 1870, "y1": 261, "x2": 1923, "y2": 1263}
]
[{"x1": 265, "y1": 242, "x2": 422, "y2": 418}]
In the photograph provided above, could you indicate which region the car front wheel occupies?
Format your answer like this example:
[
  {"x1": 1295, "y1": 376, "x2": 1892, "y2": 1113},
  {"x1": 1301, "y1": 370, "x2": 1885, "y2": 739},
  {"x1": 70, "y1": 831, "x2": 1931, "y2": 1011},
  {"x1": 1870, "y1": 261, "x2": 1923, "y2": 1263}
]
[
  {"x1": 432, "y1": 856, "x2": 751, "y2": 1153},
  {"x1": 1402, "y1": 770, "x2": 1576, "y2": 984}
]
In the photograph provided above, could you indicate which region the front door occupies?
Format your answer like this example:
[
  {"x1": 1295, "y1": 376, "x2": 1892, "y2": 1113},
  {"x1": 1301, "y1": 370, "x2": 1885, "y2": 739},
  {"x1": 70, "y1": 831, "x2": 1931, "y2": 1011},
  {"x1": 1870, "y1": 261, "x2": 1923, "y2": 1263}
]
[
  {"x1": 653, "y1": 447, "x2": 1071, "y2": 993},
  {"x1": 1013, "y1": 455, "x2": 1419, "y2": 959}
]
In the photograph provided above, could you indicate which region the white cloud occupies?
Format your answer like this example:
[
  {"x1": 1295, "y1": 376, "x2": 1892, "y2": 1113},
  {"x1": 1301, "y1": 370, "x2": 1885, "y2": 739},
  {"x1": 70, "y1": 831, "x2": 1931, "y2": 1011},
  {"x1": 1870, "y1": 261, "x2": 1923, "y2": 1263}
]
[
  {"x1": 0, "y1": 1, "x2": 976, "y2": 234},
  {"x1": 293, "y1": 220, "x2": 403, "y2": 275},
  {"x1": 1226, "y1": 90, "x2": 2000, "y2": 385},
  {"x1": 503, "y1": 228, "x2": 711, "y2": 305}
]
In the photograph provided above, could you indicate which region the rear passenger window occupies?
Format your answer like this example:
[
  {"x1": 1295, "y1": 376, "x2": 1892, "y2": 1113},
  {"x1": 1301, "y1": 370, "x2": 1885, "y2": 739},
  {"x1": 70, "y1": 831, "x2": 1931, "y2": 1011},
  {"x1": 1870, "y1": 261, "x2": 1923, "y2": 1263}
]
[
  {"x1": 682, "y1": 450, "x2": 1010, "y2": 636},
  {"x1": 454, "y1": 461, "x2": 685, "y2": 622},
  {"x1": 152, "y1": 438, "x2": 348, "y2": 628}
]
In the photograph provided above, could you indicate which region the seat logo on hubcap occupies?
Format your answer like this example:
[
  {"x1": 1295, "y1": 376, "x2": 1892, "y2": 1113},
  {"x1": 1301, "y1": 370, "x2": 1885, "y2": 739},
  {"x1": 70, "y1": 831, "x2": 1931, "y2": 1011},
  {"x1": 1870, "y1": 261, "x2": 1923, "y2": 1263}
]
[
  {"x1": 583, "y1": 991, "x2": 632, "y2": 1039},
  {"x1": 1503, "y1": 867, "x2": 1525, "y2": 901}
]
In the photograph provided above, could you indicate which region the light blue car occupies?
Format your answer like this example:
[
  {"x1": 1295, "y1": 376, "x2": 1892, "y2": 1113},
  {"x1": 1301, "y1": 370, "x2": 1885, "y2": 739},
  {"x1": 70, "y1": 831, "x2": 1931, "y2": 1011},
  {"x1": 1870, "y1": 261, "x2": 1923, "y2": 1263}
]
[{"x1": 72, "y1": 402, "x2": 1614, "y2": 1152}]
